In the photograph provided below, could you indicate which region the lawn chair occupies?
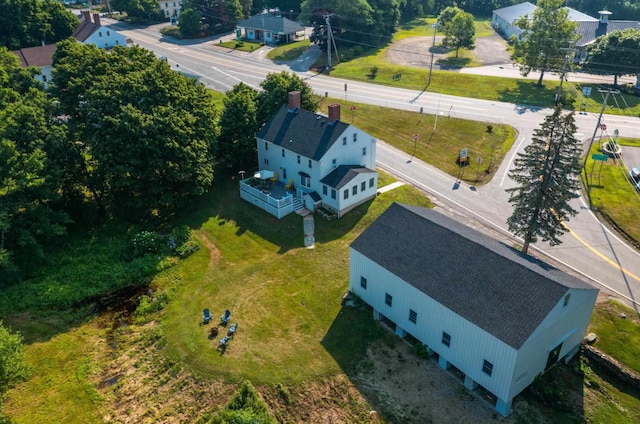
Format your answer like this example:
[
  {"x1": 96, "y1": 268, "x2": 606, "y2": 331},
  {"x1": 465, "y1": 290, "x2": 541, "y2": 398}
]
[
  {"x1": 228, "y1": 323, "x2": 238, "y2": 337},
  {"x1": 203, "y1": 308, "x2": 212, "y2": 324},
  {"x1": 218, "y1": 335, "x2": 230, "y2": 349},
  {"x1": 220, "y1": 309, "x2": 231, "y2": 325}
]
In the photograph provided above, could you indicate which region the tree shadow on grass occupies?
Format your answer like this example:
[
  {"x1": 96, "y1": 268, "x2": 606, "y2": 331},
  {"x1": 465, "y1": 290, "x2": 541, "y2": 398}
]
[
  {"x1": 436, "y1": 56, "x2": 471, "y2": 70},
  {"x1": 497, "y1": 80, "x2": 557, "y2": 109}
]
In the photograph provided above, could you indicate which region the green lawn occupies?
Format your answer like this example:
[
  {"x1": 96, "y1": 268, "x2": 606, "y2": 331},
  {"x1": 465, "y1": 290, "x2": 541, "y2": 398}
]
[
  {"x1": 266, "y1": 39, "x2": 311, "y2": 61},
  {"x1": 583, "y1": 138, "x2": 640, "y2": 243},
  {"x1": 161, "y1": 174, "x2": 432, "y2": 385},
  {"x1": 318, "y1": 97, "x2": 516, "y2": 185},
  {"x1": 217, "y1": 40, "x2": 263, "y2": 52}
]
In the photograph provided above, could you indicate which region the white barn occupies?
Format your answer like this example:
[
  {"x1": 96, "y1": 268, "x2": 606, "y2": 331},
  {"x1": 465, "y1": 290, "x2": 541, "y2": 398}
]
[{"x1": 349, "y1": 203, "x2": 598, "y2": 416}]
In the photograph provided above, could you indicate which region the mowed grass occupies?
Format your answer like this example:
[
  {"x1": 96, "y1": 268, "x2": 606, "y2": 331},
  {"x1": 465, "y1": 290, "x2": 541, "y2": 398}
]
[
  {"x1": 267, "y1": 39, "x2": 311, "y2": 61},
  {"x1": 3, "y1": 325, "x2": 105, "y2": 423},
  {"x1": 161, "y1": 173, "x2": 431, "y2": 384},
  {"x1": 588, "y1": 299, "x2": 640, "y2": 374},
  {"x1": 583, "y1": 138, "x2": 640, "y2": 243},
  {"x1": 217, "y1": 40, "x2": 263, "y2": 52},
  {"x1": 318, "y1": 98, "x2": 517, "y2": 185}
]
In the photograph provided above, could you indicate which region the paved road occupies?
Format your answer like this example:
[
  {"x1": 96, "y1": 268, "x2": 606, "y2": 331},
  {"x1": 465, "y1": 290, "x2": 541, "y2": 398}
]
[{"x1": 110, "y1": 20, "x2": 640, "y2": 307}]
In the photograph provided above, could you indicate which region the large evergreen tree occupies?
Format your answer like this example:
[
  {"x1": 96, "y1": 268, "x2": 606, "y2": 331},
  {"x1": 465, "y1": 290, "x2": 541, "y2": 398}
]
[
  {"x1": 506, "y1": 106, "x2": 582, "y2": 254},
  {"x1": 510, "y1": 0, "x2": 578, "y2": 87},
  {"x1": 581, "y1": 29, "x2": 640, "y2": 87}
]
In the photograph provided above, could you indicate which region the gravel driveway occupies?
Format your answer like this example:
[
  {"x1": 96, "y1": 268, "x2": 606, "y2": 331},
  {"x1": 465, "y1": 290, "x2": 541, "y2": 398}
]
[{"x1": 385, "y1": 33, "x2": 511, "y2": 70}]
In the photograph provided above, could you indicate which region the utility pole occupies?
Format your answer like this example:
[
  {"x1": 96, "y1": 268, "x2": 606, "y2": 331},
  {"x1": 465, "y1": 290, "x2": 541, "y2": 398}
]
[
  {"x1": 554, "y1": 43, "x2": 574, "y2": 106},
  {"x1": 428, "y1": 23, "x2": 438, "y2": 86},
  {"x1": 325, "y1": 15, "x2": 333, "y2": 69},
  {"x1": 583, "y1": 89, "x2": 619, "y2": 169}
]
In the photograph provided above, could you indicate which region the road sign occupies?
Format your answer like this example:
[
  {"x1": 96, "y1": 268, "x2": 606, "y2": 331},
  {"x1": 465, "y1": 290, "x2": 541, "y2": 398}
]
[
  {"x1": 601, "y1": 124, "x2": 607, "y2": 131},
  {"x1": 344, "y1": 83, "x2": 347, "y2": 91},
  {"x1": 582, "y1": 87, "x2": 592, "y2": 96},
  {"x1": 476, "y1": 155, "x2": 483, "y2": 165},
  {"x1": 591, "y1": 153, "x2": 609, "y2": 162},
  {"x1": 460, "y1": 148, "x2": 468, "y2": 159},
  {"x1": 413, "y1": 134, "x2": 419, "y2": 141}
]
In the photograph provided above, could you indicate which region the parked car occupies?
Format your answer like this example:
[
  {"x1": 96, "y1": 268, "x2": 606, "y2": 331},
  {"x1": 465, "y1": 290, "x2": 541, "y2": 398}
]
[{"x1": 630, "y1": 167, "x2": 640, "y2": 183}]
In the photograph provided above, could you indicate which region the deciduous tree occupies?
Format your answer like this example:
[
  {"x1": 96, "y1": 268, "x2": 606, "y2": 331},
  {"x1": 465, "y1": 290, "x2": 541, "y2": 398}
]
[
  {"x1": 510, "y1": 0, "x2": 578, "y2": 87},
  {"x1": 506, "y1": 106, "x2": 582, "y2": 254},
  {"x1": 581, "y1": 28, "x2": 640, "y2": 87},
  {"x1": 217, "y1": 83, "x2": 259, "y2": 171},
  {"x1": 257, "y1": 71, "x2": 318, "y2": 124},
  {"x1": 439, "y1": 6, "x2": 475, "y2": 58},
  {"x1": 0, "y1": 321, "x2": 29, "y2": 405},
  {"x1": 179, "y1": 9, "x2": 203, "y2": 36}
]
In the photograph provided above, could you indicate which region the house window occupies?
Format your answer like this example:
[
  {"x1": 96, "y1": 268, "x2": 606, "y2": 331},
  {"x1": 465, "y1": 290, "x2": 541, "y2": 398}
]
[
  {"x1": 331, "y1": 189, "x2": 336, "y2": 199},
  {"x1": 265, "y1": 142, "x2": 268, "y2": 150},
  {"x1": 116, "y1": 40, "x2": 119, "y2": 45},
  {"x1": 42, "y1": 75, "x2": 47, "y2": 82},
  {"x1": 409, "y1": 309, "x2": 417, "y2": 324},
  {"x1": 362, "y1": 147, "x2": 366, "y2": 156},
  {"x1": 369, "y1": 177, "x2": 375, "y2": 188},
  {"x1": 332, "y1": 158, "x2": 336, "y2": 168},
  {"x1": 482, "y1": 360, "x2": 493, "y2": 376},
  {"x1": 300, "y1": 175, "x2": 310, "y2": 187},
  {"x1": 343, "y1": 189, "x2": 349, "y2": 200},
  {"x1": 98, "y1": 32, "x2": 102, "y2": 37},
  {"x1": 385, "y1": 293, "x2": 392, "y2": 307},
  {"x1": 107, "y1": 31, "x2": 110, "y2": 36},
  {"x1": 297, "y1": 155, "x2": 300, "y2": 164},
  {"x1": 360, "y1": 276, "x2": 367, "y2": 289},
  {"x1": 308, "y1": 159, "x2": 312, "y2": 169},
  {"x1": 282, "y1": 149, "x2": 285, "y2": 157},
  {"x1": 165, "y1": 2, "x2": 168, "y2": 6},
  {"x1": 563, "y1": 293, "x2": 570, "y2": 307},
  {"x1": 361, "y1": 181, "x2": 366, "y2": 191},
  {"x1": 283, "y1": 168, "x2": 287, "y2": 179},
  {"x1": 342, "y1": 137, "x2": 347, "y2": 145},
  {"x1": 442, "y1": 332, "x2": 451, "y2": 347},
  {"x1": 352, "y1": 185, "x2": 357, "y2": 196},
  {"x1": 322, "y1": 185, "x2": 327, "y2": 195},
  {"x1": 264, "y1": 159, "x2": 269, "y2": 165},
  {"x1": 353, "y1": 133, "x2": 357, "y2": 142}
]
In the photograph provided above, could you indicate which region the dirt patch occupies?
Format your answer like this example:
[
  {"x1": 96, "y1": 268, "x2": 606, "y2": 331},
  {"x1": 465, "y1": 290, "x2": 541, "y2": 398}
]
[
  {"x1": 195, "y1": 230, "x2": 221, "y2": 270},
  {"x1": 385, "y1": 34, "x2": 511, "y2": 70}
]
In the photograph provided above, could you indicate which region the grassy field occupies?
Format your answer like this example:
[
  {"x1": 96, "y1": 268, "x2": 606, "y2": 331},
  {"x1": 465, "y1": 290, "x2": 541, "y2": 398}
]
[
  {"x1": 583, "y1": 138, "x2": 640, "y2": 243},
  {"x1": 217, "y1": 40, "x2": 263, "y2": 52},
  {"x1": 318, "y1": 97, "x2": 517, "y2": 185},
  {"x1": 267, "y1": 39, "x2": 311, "y2": 61}
]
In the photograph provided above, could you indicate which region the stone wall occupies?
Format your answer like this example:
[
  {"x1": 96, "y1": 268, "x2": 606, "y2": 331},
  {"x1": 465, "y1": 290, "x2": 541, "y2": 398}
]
[{"x1": 582, "y1": 344, "x2": 640, "y2": 390}]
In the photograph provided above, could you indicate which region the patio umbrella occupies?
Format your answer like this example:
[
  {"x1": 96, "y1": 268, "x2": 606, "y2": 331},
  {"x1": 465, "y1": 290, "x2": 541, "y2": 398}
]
[{"x1": 254, "y1": 170, "x2": 275, "y2": 180}]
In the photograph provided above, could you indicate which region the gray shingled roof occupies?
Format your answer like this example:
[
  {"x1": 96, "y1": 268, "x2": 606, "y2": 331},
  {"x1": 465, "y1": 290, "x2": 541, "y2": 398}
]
[
  {"x1": 237, "y1": 14, "x2": 304, "y2": 34},
  {"x1": 321, "y1": 165, "x2": 375, "y2": 189},
  {"x1": 350, "y1": 203, "x2": 597, "y2": 349},
  {"x1": 256, "y1": 104, "x2": 351, "y2": 161},
  {"x1": 576, "y1": 21, "x2": 640, "y2": 47}
]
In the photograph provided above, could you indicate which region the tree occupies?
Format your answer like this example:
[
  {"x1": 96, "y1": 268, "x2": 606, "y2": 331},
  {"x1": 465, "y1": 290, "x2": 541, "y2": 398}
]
[
  {"x1": 110, "y1": 0, "x2": 161, "y2": 19},
  {"x1": 0, "y1": 48, "x2": 68, "y2": 281},
  {"x1": 217, "y1": 83, "x2": 259, "y2": 171},
  {"x1": 439, "y1": 7, "x2": 475, "y2": 58},
  {"x1": 186, "y1": 0, "x2": 244, "y2": 34},
  {"x1": 510, "y1": 0, "x2": 578, "y2": 87},
  {"x1": 51, "y1": 41, "x2": 219, "y2": 220},
  {"x1": 506, "y1": 106, "x2": 582, "y2": 254},
  {"x1": 0, "y1": 0, "x2": 78, "y2": 49},
  {"x1": 0, "y1": 321, "x2": 29, "y2": 406},
  {"x1": 257, "y1": 71, "x2": 318, "y2": 124},
  {"x1": 179, "y1": 9, "x2": 203, "y2": 36},
  {"x1": 581, "y1": 28, "x2": 640, "y2": 87}
]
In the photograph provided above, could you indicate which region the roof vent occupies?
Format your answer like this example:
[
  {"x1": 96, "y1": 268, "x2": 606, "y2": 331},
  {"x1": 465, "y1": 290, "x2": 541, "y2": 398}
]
[
  {"x1": 316, "y1": 115, "x2": 321, "y2": 120},
  {"x1": 289, "y1": 139, "x2": 293, "y2": 143}
]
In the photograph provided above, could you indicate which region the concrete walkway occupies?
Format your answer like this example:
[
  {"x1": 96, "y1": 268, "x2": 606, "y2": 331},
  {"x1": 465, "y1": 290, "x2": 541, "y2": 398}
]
[{"x1": 378, "y1": 181, "x2": 406, "y2": 194}]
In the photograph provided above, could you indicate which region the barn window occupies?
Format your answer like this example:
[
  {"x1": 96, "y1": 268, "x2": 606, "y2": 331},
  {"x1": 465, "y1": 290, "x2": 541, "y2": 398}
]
[
  {"x1": 343, "y1": 189, "x2": 349, "y2": 199},
  {"x1": 331, "y1": 189, "x2": 336, "y2": 199},
  {"x1": 360, "y1": 276, "x2": 367, "y2": 289},
  {"x1": 322, "y1": 185, "x2": 327, "y2": 195},
  {"x1": 361, "y1": 181, "x2": 366, "y2": 192},
  {"x1": 281, "y1": 149, "x2": 285, "y2": 157},
  {"x1": 297, "y1": 155, "x2": 300, "y2": 164},
  {"x1": 442, "y1": 332, "x2": 451, "y2": 347},
  {"x1": 385, "y1": 293, "x2": 392, "y2": 307},
  {"x1": 563, "y1": 293, "x2": 570, "y2": 307},
  {"x1": 482, "y1": 360, "x2": 493, "y2": 376},
  {"x1": 352, "y1": 185, "x2": 357, "y2": 196},
  {"x1": 409, "y1": 309, "x2": 417, "y2": 324},
  {"x1": 369, "y1": 177, "x2": 375, "y2": 188},
  {"x1": 265, "y1": 142, "x2": 268, "y2": 150}
]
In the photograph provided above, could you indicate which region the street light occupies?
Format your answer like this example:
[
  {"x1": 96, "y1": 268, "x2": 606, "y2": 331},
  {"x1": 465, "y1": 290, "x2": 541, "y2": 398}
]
[{"x1": 428, "y1": 23, "x2": 438, "y2": 86}]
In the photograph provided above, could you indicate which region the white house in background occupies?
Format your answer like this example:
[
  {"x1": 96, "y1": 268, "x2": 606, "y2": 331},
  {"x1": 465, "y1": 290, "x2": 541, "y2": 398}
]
[
  {"x1": 159, "y1": 0, "x2": 183, "y2": 23},
  {"x1": 12, "y1": 44, "x2": 57, "y2": 88},
  {"x1": 240, "y1": 91, "x2": 378, "y2": 219},
  {"x1": 72, "y1": 11, "x2": 128, "y2": 49},
  {"x1": 349, "y1": 203, "x2": 598, "y2": 416}
]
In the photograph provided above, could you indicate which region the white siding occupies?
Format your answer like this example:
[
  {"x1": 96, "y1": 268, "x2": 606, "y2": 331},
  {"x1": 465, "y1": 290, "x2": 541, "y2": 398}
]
[
  {"x1": 509, "y1": 287, "x2": 597, "y2": 399},
  {"x1": 335, "y1": 173, "x2": 377, "y2": 216},
  {"x1": 84, "y1": 29, "x2": 128, "y2": 49},
  {"x1": 349, "y1": 249, "x2": 518, "y2": 400},
  {"x1": 319, "y1": 125, "x2": 376, "y2": 176},
  {"x1": 257, "y1": 138, "x2": 322, "y2": 191}
]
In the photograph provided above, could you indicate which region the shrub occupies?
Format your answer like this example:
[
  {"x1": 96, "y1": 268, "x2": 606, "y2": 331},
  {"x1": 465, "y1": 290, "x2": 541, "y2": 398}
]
[
  {"x1": 171, "y1": 225, "x2": 192, "y2": 245},
  {"x1": 130, "y1": 231, "x2": 164, "y2": 257},
  {"x1": 134, "y1": 292, "x2": 169, "y2": 322}
]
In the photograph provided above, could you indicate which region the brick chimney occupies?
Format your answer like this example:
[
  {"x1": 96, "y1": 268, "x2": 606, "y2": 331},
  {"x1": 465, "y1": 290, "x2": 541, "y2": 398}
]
[
  {"x1": 93, "y1": 13, "x2": 101, "y2": 26},
  {"x1": 328, "y1": 103, "x2": 340, "y2": 123},
  {"x1": 82, "y1": 10, "x2": 90, "y2": 22},
  {"x1": 288, "y1": 91, "x2": 301, "y2": 110}
]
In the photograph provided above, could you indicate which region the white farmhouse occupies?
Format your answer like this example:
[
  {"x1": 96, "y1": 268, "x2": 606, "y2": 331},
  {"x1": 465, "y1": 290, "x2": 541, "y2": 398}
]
[
  {"x1": 240, "y1": 91, "x2": 378, "y2": 219},
  {"x1": 12, "y1": 44, "x2": 57, "y2": 88},
  {"x1": 72, "y1": 11, "x2": 128, "y2": 49},
  {"x1": 349, "y1": 203, "x2": 598, "y2": 416}
]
